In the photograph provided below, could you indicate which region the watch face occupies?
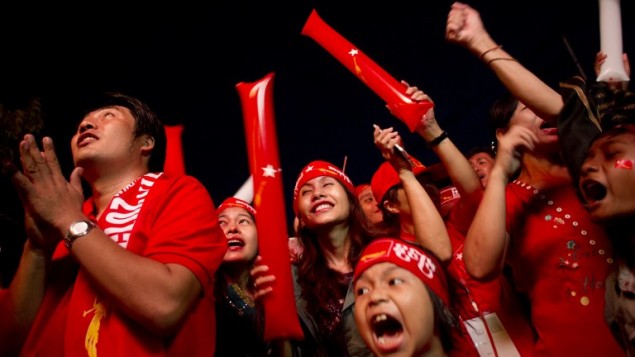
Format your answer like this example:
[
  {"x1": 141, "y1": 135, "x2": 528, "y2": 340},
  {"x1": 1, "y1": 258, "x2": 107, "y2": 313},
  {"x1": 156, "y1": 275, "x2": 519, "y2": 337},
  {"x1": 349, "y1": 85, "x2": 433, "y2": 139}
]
[{"x1": 70, "y1": 221, "x2": 90, "y2": 235}]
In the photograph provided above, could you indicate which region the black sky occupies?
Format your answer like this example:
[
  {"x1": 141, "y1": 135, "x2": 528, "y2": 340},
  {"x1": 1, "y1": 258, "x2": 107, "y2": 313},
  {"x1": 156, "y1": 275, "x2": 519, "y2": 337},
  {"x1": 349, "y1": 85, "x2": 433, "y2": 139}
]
[{"x1": 1, "y1": 0, "x2": 634, "y2": 242}]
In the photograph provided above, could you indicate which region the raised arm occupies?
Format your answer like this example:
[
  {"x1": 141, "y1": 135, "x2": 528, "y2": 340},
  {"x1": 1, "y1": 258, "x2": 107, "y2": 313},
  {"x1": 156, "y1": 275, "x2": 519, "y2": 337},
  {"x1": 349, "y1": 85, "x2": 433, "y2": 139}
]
[
  {"x1": 404, "y1": 81, "x2": 483, "y2": 233},
  {"x1": 464, "y1": 125, "x2": 538, "y2": 279},
  {"x1": 1, "y1": 156, "x2": 66, "y2": 353},
  {"x1": 445, "y1": 2, "x2": 563, "y2": 123},
  {"x1": 373, "y1": 125, "x2": 452, "y2": 261}
]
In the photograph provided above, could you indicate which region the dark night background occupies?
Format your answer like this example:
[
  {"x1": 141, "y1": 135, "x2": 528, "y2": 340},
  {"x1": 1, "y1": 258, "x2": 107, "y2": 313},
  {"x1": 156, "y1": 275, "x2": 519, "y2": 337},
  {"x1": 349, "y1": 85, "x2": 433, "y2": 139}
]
[{"x1": 1, "y1": 1, "x2": 634, "y2": 283}]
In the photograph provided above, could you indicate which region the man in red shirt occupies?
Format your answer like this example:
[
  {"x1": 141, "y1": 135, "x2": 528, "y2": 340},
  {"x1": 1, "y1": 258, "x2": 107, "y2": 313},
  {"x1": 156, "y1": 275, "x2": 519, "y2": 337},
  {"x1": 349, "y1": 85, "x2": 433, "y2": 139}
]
[{"x1": 1, "y1": 92, "x2": 226, "y2": 356}]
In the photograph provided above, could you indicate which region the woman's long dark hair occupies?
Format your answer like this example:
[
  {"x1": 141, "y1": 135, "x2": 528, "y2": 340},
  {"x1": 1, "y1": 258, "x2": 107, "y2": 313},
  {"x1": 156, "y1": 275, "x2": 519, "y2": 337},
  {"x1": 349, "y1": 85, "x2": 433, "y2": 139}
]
[
  {"x1": 428, "y1": 286, "x2": 459, "y2": 353},
  {"x1": 295, "y1": 184, "x2": 384, "y2": 331},
  {"x1": 488, "y1": 90, "x2": 518, "y2": 131}
]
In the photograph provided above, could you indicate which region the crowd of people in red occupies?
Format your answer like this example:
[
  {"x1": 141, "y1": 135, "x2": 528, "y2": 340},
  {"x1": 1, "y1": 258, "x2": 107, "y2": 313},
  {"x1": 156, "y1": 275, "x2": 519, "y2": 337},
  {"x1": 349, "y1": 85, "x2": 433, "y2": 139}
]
[{"x1": 1, "y1": 2, "x2": 634, "y2": 357}]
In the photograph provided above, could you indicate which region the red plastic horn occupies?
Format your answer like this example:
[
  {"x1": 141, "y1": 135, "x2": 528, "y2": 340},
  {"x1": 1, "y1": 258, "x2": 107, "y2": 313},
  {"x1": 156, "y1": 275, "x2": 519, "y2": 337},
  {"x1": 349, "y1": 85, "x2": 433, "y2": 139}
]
[
  {"x1": 597, "y1": 0, "x2": 629, "y2": 82},
  {"x1": 301, "y1": 9, "x2": 433, "y2": 132},
  {"x1": 236, "y1": 72, "x2": 304, "y2": 341},
  {"x1": 163, "y1": 124, "x2": 186, "y2": 177}
]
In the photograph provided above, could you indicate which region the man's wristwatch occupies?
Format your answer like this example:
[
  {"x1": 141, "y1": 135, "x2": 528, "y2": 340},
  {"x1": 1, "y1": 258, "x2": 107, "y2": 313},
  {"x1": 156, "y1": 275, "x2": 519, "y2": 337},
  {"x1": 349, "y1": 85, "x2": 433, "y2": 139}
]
[{"x1": 64, "y1": 220, "x2": 96, "y2": 250}]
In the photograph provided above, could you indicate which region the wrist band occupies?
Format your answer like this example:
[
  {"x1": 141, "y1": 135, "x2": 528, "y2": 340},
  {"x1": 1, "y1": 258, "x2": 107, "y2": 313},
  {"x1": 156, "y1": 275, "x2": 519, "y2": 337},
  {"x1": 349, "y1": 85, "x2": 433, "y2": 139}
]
[
  {"x1": 479, "y1": 45, "x2": 502, "y2": 60},
  {"x1": 486, "y1": 57, "x2": 518, "y2": 66},
  {"x1": 427, "y1": 131, "x2": 448, "y2": 148}
]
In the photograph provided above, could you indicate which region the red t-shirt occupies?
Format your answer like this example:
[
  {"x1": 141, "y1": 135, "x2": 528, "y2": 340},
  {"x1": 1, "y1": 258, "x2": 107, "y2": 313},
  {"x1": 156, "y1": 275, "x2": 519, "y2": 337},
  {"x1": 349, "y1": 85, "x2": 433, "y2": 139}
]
[
  {"x1": 444, "y1": 214, "x2": 536, "y2": 357},
  {"x1": 505, "y1": 180, "x2": 622, "y2": 356},
  {"x1": 21, "y1": 174, "x2": 226, "y2": 356}
]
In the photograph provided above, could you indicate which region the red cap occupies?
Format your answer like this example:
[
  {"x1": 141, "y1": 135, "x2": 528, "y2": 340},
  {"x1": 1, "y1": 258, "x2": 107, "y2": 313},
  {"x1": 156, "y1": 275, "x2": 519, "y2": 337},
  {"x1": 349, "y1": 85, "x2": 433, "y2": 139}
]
[
  {"x1": 217, "y1": 197, "x2": 256, "y2": 218},
  {"x1": 353, "y1": 238, "x2": 449, "y2": 306},
  {"x1": 370, "y1": 159, "x2": 427, "y2": 205},
  {"x1": 293, "y1": 160, "x2": 355, "y2": 214}
]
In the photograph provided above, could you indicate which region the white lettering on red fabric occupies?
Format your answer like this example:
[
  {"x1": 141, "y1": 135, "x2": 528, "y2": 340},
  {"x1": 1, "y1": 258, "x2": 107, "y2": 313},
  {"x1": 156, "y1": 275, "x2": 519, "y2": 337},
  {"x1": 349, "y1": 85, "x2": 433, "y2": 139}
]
[
  {"x1": 392, "y1": 242, "x2": 436, "y2": 279},
  {"x1": 102, "y1": 173, "x2": 160, "y2": 248}
]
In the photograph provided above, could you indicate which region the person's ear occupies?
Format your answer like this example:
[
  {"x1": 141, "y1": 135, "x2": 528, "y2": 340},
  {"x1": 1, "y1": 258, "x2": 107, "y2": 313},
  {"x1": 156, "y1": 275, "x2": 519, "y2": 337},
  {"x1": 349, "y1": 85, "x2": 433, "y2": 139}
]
[
  {"x1": 141, "y1": 135, "x2": 155, "y2": 155},
  {"x1": 383, "y1": 200, "x2": 400, "y2": 214},
  {"x1": 495, "y1": 128, "x2": 505, "y2": 141}
]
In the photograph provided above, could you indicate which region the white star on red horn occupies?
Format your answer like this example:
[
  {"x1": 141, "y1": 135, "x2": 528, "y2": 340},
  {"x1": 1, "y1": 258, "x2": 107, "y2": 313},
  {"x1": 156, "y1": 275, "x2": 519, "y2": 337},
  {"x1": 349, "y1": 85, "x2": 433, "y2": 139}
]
[{"x1": 262, "y1": 164, "x2": 280, "y2": 178}]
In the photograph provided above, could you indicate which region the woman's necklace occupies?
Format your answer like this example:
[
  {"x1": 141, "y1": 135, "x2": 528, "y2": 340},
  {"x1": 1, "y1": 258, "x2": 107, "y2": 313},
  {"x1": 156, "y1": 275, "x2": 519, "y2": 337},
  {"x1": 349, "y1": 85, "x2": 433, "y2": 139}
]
[{"x1": 225, "y1": 283, "x2": 256, "y2": 317}]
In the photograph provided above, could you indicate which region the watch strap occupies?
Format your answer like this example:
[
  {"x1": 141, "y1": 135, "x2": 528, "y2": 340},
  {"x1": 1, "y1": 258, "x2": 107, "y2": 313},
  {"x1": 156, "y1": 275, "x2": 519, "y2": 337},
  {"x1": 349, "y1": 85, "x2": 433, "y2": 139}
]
[{"x1": 64, "y1": 220, "x2": 96, "y2": 250}]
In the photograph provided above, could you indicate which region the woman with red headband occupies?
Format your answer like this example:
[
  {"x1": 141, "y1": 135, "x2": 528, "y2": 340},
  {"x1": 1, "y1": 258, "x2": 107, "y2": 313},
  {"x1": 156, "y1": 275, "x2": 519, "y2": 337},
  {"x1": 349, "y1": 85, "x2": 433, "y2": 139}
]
[
  {"x1": 215, "y1": 197, "x2": 274, "y2": 357},
  {"x1": 353, "y1": 237, "x2": 456, "y2": 357},
  {"x1": 252, "y1": 160, "x2": 383, "y2": 356}
]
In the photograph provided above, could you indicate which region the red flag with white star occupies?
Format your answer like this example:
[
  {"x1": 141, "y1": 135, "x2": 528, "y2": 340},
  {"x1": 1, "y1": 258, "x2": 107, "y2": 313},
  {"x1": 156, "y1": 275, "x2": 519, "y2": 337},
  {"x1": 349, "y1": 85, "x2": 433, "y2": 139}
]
[{"x1": 236, "y1": 72, "x2": 304, "y2": 341}]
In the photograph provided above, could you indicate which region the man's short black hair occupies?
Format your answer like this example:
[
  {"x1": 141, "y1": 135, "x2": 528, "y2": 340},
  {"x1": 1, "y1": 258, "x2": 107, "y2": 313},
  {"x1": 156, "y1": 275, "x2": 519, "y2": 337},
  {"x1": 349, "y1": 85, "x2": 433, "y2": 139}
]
[{"x1": 80, "y1": 92, "x2": 167, "y2": 173}]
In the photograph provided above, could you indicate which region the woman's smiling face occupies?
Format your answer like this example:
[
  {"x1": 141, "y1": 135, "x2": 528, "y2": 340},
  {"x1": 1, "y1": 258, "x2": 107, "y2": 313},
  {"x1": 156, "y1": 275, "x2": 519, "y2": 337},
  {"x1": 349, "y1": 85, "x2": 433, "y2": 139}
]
[{"x1": 297, "y1": 176, "x2": 351, "y2": 229}]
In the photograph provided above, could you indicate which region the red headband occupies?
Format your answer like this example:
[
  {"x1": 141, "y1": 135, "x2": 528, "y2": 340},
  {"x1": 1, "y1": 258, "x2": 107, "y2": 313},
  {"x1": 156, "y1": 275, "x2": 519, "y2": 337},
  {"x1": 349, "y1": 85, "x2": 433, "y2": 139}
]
[
  {"x1": 293, "y1": 160, "x2": 355, "y2": 214},
  {"x1": 439, "y1": 186, "x2": 461, "y2": 207},
  {"x1": 217, "y1": 197, "x2": 257, "y2": 218},
  {"x1": 370, "y1": 159, "x2": 427, "y2": 205},
  {"x1": 355, "y1": 183, "x2": 371, "y2": 197},
  {"x1": 354, "y1": 238, "x2": 449, "y2": 306}
]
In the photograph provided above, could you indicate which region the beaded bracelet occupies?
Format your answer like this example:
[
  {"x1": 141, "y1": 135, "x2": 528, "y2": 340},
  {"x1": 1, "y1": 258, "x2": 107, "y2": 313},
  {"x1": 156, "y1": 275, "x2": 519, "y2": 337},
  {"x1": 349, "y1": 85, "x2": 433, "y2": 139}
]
[{"x1": 427, "y1": 131, "x2": 448, "y2": 148}]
